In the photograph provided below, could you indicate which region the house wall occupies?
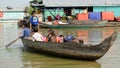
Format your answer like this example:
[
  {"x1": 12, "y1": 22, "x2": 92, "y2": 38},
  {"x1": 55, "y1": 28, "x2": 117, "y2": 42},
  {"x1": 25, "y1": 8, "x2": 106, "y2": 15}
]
[
  {"x1": 74, "y1": 9, "x2": 84, "y2": 14},
  {"x1": 93, "y1": 6, "x2": 120, "y2": 17},
  {"x1": 0, "y1": 11, "x2": 24, "y2": 20},
  {"x1": 43, "y1": 6, "x2": 120, "y2": 21},
  {"x1": 44, "y1": 8, "x2": 64, "y2": 21},
  {"x1": 44, "y1": 8, "x2": 87, "y2": 21}
]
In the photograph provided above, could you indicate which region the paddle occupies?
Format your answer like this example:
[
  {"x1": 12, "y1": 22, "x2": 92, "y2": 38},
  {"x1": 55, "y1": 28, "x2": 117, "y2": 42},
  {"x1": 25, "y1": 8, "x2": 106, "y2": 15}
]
[{"x1": 6, "y1": 38, "x2": 19, "y2": 48}]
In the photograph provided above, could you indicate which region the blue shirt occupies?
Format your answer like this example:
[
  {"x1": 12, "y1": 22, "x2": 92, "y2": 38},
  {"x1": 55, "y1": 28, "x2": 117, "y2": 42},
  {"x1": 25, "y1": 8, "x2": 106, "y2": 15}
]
[
  {"x1": 21, "y1": 28, "x2": 31, "y2": 38},
  {"x1": 30, "y1": 16, "x2": 39, "y2": 25}
]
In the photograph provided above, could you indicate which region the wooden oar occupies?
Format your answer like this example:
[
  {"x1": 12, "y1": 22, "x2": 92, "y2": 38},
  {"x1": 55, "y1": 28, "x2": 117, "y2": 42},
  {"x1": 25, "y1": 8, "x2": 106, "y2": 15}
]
[{"x1": 6, "y1": 38, "x2": 19, "y2": 48}]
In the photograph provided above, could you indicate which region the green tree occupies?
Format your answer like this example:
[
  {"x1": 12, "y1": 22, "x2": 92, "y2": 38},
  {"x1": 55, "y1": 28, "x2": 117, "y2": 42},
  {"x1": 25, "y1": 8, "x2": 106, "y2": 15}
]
[{"x1": 28, "y1": 6, "x2": 34, "y2": 15}]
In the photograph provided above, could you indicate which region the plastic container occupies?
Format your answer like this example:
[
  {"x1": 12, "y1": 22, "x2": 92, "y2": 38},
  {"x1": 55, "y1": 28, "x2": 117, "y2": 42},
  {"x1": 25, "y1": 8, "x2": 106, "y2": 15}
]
[
  {"x1": 77, "y1": 13, "x2": 88, "y2": 20},
  {"x1": 89, "y1": 12, "x2": 101, "y2": 20},
  {"x1": 47, "y1": 16, "x2": 52, "y2": 21},
  {"x1": 102, "y1": 12, "x2": 114, "y2": 21}
]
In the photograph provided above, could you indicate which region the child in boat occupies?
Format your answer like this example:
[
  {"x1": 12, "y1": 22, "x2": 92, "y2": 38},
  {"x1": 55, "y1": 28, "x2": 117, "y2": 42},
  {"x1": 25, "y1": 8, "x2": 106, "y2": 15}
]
[
  {"x1": 79, "y1": 39, "x2": 84, "y2": 44},
  {"x1": 46, "y1": 29, "x2": 56, "y2": 42},
  {"x1": 19, "y1": 23, "x2": 31, "y2": 39},
  {"x1": 56, "y1": 35, "x2": 64, "y2": 43},
  {"x1": 64, "y1": 35, "x2": 84, "y2": 44},
  {"x1": 59, "y1": 35, "x2": 64, "y2": 43},
  {"x1": 32, "y1": 27, "x2": 44, "y2": 41}
]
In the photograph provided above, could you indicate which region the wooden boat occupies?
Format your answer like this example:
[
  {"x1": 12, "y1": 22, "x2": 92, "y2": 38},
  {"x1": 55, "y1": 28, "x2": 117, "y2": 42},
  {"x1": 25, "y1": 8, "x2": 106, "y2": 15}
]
[
  {"x1": 40, "y1": 24, "x2": 90, "y2": 28},
  {"x1": 22, "y1": 32, "x2": 117, "y2": 60},
  {"x1": 40, "y1": 20, "x2": 107, "y2": 28}
]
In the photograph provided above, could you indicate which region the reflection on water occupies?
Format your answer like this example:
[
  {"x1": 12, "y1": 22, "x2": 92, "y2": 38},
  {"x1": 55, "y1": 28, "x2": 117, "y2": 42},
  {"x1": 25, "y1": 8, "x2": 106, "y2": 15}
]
[
  {"x1": 89, "y1": 28, "x2": 102, "y2": 44},
  {"x1": 2, "y1": 22, "x2": 18, "y2": 45},
  {"x1": 0, "y1": 49, "x2": 23, "y2": 68},
  {"x1": 77, "y1": 29, "x2": 89, "y2": 43},
  {"x1": 0, "y1": 22, "x2": 120, "y2": 68},
  {"x1": 0, "y1": 23, "x2": 3, "y2": 45},
  {"x1": 0, "y1": 23, "x2": 23, "y2": 68},
  {"x1": 23, "y1": 52, "x2": 100, "y2": 68}
]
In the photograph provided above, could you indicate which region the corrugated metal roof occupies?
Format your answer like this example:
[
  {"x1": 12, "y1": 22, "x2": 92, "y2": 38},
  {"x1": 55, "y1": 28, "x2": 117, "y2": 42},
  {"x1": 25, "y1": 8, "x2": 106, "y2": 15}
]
[
  {"x1": 106, "y1": 0, "x2": 120, "y2": 5},
  {"x1": 42, "y1": 0, "x2": 120, "y2": 7}
]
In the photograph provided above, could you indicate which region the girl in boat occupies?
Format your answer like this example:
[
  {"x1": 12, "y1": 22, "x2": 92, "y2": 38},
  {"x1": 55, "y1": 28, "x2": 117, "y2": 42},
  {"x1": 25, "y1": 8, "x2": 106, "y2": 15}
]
[
  {"x1": 46, "y1": 29, "x2": 56, "y2": 42},
  {"x1": 56, "y1": 35, "x2": 64, "y2": 43},
  {"x1": 32, "y1": 27, "x2": 44, "y2": 41}
]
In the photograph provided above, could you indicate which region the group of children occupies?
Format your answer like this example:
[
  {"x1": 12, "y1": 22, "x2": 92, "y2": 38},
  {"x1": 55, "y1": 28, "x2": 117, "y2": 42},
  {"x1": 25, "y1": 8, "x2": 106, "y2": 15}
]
[
  {"x1": 19, "y1": 22, "x2": 83, "y2": 44},
  {"x1": 35, "y1": 28, "x2": 83, "y2": 44}
]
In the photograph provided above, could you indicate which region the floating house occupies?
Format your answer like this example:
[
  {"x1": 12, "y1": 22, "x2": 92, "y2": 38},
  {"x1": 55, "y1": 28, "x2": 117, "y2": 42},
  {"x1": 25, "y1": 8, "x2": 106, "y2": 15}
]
[
  {"x1": 0, "y1": 0, "x2": 30, "y2": 20},
  {"x1": 30, "y1": 0, "x2": 120, "y2": 21}
]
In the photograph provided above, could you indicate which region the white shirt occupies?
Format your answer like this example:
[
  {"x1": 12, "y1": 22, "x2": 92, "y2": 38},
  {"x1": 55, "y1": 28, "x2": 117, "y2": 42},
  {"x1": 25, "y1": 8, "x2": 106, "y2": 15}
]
[
  {"x1": 33, "y1": 17, "x2": 38, "y2": 22},
  {"x1": 32, "y1": 32, "x2": 44, "y2": 41}
]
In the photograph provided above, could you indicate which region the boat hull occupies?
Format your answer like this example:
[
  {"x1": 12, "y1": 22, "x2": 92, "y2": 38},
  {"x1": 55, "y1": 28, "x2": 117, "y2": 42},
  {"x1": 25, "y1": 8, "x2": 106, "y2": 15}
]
[
  {"x1": 22, "y1": 32, "x2": 117, "y2": 60},
  {"x1": 40, "y1": 20, "x2": 107, "y2": 28}
]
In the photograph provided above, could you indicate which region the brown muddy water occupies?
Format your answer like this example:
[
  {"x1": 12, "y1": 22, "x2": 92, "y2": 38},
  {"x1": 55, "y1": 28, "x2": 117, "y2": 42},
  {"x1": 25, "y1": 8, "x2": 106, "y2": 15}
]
[{"x1": 0, "y1": 22, "x2": 120, "y2": 68}]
